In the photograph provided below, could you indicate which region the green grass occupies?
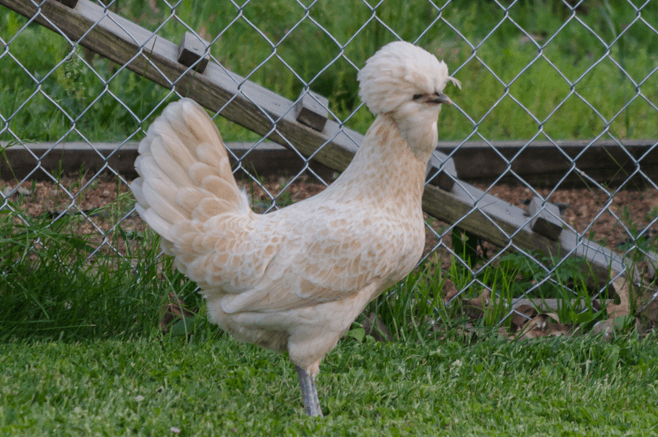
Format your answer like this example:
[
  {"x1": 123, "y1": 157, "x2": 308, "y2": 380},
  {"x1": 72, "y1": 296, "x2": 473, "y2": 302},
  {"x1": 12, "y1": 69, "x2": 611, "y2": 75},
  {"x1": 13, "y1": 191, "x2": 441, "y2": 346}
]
[
  {"x1": 2, "y1": 334, "x2": 658, "y2": 436},
  {"x1": 0, "y1": 203, "x2": 191, "y2": 342},
  {"x1": 2, "y1": 0, "x2": 658, "y2": 145}
]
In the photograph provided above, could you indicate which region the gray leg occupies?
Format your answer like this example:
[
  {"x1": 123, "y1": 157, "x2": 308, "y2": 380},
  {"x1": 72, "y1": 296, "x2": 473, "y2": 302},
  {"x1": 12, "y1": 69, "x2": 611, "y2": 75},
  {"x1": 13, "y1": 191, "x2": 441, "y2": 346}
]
[{"x1": 295, "y1": 365, "x2": 323, "y2": 417}]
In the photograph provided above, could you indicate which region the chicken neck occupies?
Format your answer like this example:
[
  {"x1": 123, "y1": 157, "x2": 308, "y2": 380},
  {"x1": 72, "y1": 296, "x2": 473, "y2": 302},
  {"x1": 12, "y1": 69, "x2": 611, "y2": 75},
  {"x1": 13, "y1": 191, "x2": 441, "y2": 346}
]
[{"x1": 326, "y1": 115, "x2": 433, "y2": 210}]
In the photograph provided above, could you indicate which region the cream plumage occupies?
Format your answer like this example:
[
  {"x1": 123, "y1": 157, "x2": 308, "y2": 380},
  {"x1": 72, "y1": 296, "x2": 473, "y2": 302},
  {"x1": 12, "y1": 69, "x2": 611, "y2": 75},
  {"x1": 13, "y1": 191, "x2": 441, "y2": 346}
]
[{"x1": 131, "y1": 41, "x2": 459, "y2": 417}]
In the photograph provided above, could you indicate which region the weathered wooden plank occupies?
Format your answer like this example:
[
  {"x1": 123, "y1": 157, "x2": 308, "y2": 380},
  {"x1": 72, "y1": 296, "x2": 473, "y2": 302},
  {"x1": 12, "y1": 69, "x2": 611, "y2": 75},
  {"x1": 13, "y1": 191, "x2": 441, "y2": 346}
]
[
  {"x1": 528, "y1": 197, "x2": 563, "y2": 241},
  {"x1": 0, "y1": 142, "x2": 335, "y2": 181},
  {"x1": 294, "y1": 91, "x2": 329, "y2": 132},
  {"x1": 0, "y1": 0, "x2": 344, "y2": 168},
  {"x1": 421, "y1": 183, "x2": 634, "y2": 287},
  {"x1": 5, "y1": 139, "x2": 656, "y2": 189},
  {"x1": 426, "y1": 152, "x2": 456, "y2": 192},
  {"x1": 436, "y1": 139, "x2": 658, "y2": 187},
  {"x1": 0, "y1": 0, "x2": 458, "y2": 182}
]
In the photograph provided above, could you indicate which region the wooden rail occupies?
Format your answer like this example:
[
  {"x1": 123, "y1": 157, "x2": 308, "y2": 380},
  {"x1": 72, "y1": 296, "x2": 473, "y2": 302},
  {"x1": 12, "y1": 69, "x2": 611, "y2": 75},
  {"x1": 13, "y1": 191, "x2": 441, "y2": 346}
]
[
  {"x1": 3, "y1": 141, "x2": 656, "y2": 188},
  {"x1": 0, "y1": 141, "x2": 658, "y2": 186},
  {"x1": 0, "y1": 141, "x2": 337, "y2": 181},
  {"x1": 437, "y1": 140, "x2": 658, "y2": 187},
  {"x1": 1, "y1": 0, "x2": 645, "y2": 288}
]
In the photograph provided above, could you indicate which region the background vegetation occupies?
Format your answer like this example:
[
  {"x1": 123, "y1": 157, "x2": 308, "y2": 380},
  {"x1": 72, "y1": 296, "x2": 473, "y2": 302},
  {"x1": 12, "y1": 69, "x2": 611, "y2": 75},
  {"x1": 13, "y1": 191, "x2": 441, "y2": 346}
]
[{"x1": 2, "y1": 0, "x2": 658, "y2": 144}]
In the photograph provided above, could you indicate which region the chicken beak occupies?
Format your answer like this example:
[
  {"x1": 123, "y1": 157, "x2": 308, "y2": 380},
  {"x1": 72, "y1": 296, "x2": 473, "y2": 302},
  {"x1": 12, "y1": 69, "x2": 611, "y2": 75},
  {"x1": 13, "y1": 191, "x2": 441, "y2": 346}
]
[
  {"x1": 431, "y1": 91, "x2": 453, "y2": 106},
  {"x1": 424, "y1": 91, "x2": 452, "y2": 105}
]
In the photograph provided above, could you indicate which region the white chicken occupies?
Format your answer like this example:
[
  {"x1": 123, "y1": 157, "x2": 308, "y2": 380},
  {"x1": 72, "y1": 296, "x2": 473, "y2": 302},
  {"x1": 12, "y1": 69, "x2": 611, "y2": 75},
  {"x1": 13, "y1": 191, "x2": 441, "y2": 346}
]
[{"x1": 131, "y1": 41, "x2": 460, "y2": 417}]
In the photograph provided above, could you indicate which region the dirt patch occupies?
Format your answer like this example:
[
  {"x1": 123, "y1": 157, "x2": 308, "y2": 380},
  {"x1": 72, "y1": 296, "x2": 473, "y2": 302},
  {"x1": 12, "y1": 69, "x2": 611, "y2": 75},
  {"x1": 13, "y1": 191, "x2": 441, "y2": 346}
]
[
  {"x1": 2, "y1": 174, "x2": 657, "y2": 260},
  {"x1": 480, "y1": 183, "x2": 658, "y2": 250}
]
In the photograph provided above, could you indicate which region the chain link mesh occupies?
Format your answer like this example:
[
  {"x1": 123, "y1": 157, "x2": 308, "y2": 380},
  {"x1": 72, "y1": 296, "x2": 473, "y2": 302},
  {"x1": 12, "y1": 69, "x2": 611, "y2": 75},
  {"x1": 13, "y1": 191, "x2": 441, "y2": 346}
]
[{"x1": 1, "y1": 0, "x2": 657, "y2": 327}]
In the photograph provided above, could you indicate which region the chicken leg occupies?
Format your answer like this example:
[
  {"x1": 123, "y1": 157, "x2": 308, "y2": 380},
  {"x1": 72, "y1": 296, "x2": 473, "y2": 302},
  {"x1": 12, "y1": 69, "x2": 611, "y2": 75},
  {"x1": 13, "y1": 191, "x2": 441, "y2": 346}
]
[{"x1": 295, "y1": 366, "x2": 323, "y2": 417}]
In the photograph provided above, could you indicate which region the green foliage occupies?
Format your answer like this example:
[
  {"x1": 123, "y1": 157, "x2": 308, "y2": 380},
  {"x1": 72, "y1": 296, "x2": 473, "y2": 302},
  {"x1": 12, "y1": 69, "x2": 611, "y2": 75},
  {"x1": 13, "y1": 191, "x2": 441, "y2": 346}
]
[
  {"x1": 366, "y1": 256, "x2": 449, "y2": 343},
  {"x1": 495, "y1": 251, "x2": 587, "y2": 298},
  {"x1": 2, "y1": 0, "x2": 658, "y2": 145},
  {"x1": 360, "y1": 247, "x2": 619, "y2": 339},
  {"x1": 618, "y1": 206, "x2": 658, "y2": 252},
  {"x1": 0, "y1": 208, "x2": 172, "y2": 342}
]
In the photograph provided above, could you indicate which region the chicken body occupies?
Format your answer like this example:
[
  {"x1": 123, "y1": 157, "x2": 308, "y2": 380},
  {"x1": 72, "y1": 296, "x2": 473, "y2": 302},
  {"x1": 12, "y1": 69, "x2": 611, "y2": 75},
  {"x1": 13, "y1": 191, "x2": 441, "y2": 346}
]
[
  {"x1": 132, "y1": 41, "x2": 459, "y2": 416},
  {"x1": 204, "y1": 115, "x2": 427, "y2": 371}
]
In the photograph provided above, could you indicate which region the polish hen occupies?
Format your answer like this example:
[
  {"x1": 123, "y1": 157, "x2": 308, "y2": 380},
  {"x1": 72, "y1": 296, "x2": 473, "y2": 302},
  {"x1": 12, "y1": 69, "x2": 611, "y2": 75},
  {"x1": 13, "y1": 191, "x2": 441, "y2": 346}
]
[{"x1": 131, "y1": 41, "x2": 460, "y2": 416}]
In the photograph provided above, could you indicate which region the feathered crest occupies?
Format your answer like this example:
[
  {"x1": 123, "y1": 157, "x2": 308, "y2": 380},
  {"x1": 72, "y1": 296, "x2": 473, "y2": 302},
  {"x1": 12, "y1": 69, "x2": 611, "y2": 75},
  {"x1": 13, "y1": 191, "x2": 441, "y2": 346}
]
[{"x1": 357, "y1": 41, "x2": 460, "y2": 115}]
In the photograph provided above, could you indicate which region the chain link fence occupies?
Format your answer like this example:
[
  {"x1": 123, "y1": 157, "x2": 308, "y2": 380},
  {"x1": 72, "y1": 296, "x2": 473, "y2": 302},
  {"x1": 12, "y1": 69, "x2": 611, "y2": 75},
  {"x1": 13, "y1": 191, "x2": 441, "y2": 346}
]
[{"x1": 1, "y1": 0, "x2": 658, "y2": 330}]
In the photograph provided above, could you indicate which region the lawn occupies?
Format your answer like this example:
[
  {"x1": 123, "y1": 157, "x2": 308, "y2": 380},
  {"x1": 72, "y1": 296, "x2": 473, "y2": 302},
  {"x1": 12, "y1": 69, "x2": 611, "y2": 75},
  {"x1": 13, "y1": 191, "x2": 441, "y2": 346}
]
[{"x1": 2, "y1": 334, "x2": 658, "y2": 436}]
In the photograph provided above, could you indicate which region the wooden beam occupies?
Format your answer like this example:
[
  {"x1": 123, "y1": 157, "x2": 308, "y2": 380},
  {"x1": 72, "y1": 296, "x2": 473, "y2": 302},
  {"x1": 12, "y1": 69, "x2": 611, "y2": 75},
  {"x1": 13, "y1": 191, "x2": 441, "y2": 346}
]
[
  {"x1": 436, "y1": 140, "x2": 658, "y2": 187},
  {"x1": 421, "y1": 182, "x2": 636, "y2": 287},
  {"x1": 426, "y1": 152, "x2": 456, "y2": 192},
  {"x1": 0, "y1": 142, "x2": 336, "y2": 181},
  {"x1": 0, "y1": 0, "x2": 457, "y2": 185},
  {"x1": 5, "y1": 140, "x2": 654, "y2": 191},
  {"x1": 0, "y1": 0, "x2": 353, "y2": 170}
]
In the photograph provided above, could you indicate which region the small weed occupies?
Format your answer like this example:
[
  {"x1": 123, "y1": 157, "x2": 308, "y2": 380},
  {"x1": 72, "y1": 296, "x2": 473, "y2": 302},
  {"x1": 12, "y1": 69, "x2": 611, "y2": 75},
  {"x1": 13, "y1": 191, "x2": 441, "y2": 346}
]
[{"x1": 275, "y1": 190, "x2": 294, "y2": 207}]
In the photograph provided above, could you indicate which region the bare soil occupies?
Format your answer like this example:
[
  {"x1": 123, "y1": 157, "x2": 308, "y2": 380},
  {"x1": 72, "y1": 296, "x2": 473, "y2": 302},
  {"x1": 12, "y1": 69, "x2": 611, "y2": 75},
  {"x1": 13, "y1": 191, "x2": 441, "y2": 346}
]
[{"x1": 2, "y1": 174, "x2": 657, "y2": 260}]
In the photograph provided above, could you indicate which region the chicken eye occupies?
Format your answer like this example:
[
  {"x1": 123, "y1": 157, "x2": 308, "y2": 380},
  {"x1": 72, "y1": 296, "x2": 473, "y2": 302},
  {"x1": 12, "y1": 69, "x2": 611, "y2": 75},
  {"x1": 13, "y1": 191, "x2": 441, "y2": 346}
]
[{"x1": 412, "y1": 94, "x2": 424, "y2": 101}]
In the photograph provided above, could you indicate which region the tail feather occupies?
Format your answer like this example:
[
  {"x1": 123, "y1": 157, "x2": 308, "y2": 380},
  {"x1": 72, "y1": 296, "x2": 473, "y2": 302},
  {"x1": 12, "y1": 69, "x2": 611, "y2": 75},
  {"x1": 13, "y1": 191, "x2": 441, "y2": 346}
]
[
  {"x1": 130, "y1": 177, "x2": 148, "y2": 207},
  {"x1": 135, "y1": 203, "x2": 171, "y2": 238},
  {"x1": 196, "y1": 142, "x2": 225, "y2": 168},
  {"x1": 140, "y1": 179, "x2": 187, "y2": 225},
  {"x1": 148, "y1": 134, "x2": 196, "y2": 189},
  {"x1": 131, "y1": 98, "x2": 250, "y2": 246}
]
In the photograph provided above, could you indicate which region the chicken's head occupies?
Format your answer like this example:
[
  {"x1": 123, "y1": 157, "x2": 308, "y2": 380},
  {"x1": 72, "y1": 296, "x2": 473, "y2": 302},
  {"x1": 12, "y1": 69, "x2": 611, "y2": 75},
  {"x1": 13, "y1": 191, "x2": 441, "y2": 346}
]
[
  {"x1": 357, "y1": 41, "x2": 460, "y2": 115},
  {"x1": 357, "y1": 41, "x2": 461, "y2": 160}
]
